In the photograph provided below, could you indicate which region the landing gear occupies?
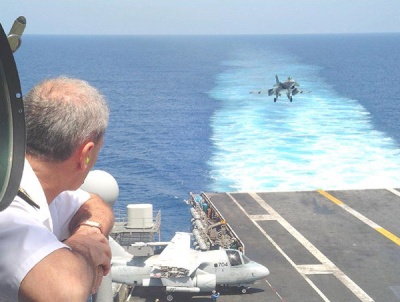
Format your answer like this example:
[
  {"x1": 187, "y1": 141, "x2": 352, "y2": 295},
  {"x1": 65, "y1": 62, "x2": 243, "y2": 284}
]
[
  {"x1": 165, "y1": 292, "x2": 193, "y2": 301},
  {"x1": 240, "y1": 286, "x2": 249, "y2": 294},
  {"x1": 290, "y1": 96, "x2": 293, "y2": 102}
]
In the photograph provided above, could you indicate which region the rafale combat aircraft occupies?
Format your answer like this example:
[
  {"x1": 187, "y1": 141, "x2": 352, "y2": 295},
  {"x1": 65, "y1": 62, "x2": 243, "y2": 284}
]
[
  {"x1": 111, "y1": 232, "x2": 270, "y2": 301},
  {"x1": 251, "y1": 74, "x2": 305, "y2": 102}
]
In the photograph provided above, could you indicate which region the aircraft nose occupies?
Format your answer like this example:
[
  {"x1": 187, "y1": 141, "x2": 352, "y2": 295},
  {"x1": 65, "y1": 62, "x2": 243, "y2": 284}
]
[{"x1": 253, "y1": 263, "x2": 270, "y2": 279}]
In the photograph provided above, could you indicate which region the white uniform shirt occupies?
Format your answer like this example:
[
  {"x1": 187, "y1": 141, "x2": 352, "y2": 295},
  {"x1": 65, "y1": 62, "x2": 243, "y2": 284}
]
[{"x1": 0, "y1": 160, "x2": 90, "y2": 301}]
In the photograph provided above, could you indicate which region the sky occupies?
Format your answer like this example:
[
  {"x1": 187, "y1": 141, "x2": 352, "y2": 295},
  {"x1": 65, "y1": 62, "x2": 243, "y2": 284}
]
[{"x1": 1, "y1": 0, "x2": 400, "y2": 35}]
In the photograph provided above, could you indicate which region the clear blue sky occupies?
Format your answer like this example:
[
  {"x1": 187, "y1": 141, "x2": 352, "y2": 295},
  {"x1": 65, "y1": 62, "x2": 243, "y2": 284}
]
[{"x1": 1, "y1": 0, "x2": 400, "y2": 35}]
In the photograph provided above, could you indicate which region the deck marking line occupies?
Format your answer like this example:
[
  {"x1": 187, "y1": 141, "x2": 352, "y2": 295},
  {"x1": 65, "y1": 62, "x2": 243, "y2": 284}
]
[
  {"x1": 297, "y1": 264, "x2": 336, "y2": 274},
  {"x1": 249, "y1": 214, "x2": 274, "y2": 221},
  {"x1": 386, "y1": 188, "x2": 400, "y2": 198},
  {"x1": 226, "y1": 193, "x2": 332, "y2": 302},
  {"x1": 317, "y1": 190, "x2": 344, "y2": 205},
  {"x1": 318, "y1": 190, "x2": 400, "y2": 246},
  {"x1": 389, "y1": 285, "x2": 400, "y2": 299},
  {"x1": 376, "y1": 228, "x2": 400, "y2": 246},
  {"x1": 265, "y1": 279, "x2": 286, "y2": 302},
  {"x1": 238, "y1": 192, "x2": 374, "y2": 302}
]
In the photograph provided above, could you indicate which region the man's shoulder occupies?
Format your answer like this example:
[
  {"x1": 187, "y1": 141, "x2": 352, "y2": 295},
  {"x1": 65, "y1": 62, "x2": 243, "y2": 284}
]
[
  {"x1": 53, "y1": 189, "x2": 90, "y2": 203},
  {"x1": 0, "y1": 201, "x2": 66, "y2": 257},
  {"x1": 0, "y1": 196, "x2": 40, "y2": 222},
  {"x1": 50, "y1": 189, "x2": 90, "y2": 216}
]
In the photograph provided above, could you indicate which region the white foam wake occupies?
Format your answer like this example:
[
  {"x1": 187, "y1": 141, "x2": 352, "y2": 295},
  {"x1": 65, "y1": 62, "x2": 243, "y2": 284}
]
[{"x1": 208, "y1": 52, "x2": 400, "y2": 192}]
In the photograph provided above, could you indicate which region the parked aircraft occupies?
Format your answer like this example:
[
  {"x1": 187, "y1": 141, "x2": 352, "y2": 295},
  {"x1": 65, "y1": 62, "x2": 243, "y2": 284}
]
[
  {"x1": 251, "y1": 74, "x2": 304, "y2": 102},
  {"x1": 111, "y1": 232, "x2": 270, "y2": 301}
]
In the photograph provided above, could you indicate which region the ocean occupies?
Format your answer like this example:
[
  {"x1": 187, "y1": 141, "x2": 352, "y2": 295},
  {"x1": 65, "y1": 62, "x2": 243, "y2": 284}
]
[{"x1": 14, "y1": 34, "x2": 400, "y2": 240}]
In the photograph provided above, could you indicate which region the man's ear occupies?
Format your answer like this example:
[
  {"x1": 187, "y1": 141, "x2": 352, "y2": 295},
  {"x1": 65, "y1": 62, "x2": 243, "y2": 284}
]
[{"x1": 79, "y1": 141, "x2": 95, "y2": 170}]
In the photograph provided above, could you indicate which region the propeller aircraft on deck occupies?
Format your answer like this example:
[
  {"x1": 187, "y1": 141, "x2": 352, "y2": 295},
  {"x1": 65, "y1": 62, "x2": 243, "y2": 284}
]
[{"x1": 111, "y1": 232, "x2": 270, "y2": 301}]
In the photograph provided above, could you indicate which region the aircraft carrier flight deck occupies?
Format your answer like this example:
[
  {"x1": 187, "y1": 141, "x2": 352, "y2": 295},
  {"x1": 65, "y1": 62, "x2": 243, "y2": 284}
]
[{"x1": 125, "y1": 188, "x2": 400, "y2": 302}]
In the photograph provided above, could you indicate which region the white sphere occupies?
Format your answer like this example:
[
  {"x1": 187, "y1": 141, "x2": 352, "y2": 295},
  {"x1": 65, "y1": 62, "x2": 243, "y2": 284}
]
[{"x1": 80, "y1": 170, "x2": 119, "y2": 207}]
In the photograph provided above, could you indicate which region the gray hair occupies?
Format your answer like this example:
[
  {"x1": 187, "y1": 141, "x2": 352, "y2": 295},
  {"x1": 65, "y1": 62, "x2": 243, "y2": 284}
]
[{"x1": 24, "y1": 76, "x2": 109, "y2": 162}]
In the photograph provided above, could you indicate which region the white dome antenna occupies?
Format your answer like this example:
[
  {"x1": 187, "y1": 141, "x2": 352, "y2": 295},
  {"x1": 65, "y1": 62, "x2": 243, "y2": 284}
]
[{"x1": 80, "y1": 170, "x2": 119, "y2": 207}]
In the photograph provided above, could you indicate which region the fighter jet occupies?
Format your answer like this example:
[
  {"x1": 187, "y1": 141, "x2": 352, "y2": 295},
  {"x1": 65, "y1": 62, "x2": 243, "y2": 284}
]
[
  {"x1": 251, "y1": 74, "x2": 304, "y2": 102},
  {"x1": 111, "y1": 232, "x2": 270, "y2": 301}
]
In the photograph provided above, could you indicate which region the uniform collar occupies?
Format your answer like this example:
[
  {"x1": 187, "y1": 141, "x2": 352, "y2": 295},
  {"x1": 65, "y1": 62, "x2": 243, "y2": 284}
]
[{"x1": 19, "y1": 159, "x2": 53, "y2": 230}]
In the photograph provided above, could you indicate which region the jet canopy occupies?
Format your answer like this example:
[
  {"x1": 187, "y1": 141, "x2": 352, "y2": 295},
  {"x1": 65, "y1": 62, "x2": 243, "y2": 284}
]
[{"x1": 226, "y1": 249, "x2": 251, "y2": 266}]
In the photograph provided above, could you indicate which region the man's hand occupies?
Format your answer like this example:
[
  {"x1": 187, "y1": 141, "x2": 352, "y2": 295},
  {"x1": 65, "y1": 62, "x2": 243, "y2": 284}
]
[
  {"x1": 64, "y1": 193, "x2": 114, "y2": 294},
  {"x1": 64, "y1": 232, "x2": 111, "y2": 294}
]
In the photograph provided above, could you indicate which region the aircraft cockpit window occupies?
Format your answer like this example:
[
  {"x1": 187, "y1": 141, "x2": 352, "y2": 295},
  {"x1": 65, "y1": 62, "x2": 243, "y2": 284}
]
[
  {"x1": 242, "y1": 254, "x2": 251, "y2": 264},
  {"x1": 226, "y1": 250, "x2": 242, "y2": 266}
]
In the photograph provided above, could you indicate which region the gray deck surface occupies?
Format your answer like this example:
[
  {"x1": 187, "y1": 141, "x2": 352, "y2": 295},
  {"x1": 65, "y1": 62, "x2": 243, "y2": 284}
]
[{"x1": 129, "y1": 189, "x2": 400, "y2": 302}]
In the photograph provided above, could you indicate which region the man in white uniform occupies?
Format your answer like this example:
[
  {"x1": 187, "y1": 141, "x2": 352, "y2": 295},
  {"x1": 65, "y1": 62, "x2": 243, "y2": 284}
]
[{"x1": 0, "y1": 77, "x2": 114, "y2": 301}]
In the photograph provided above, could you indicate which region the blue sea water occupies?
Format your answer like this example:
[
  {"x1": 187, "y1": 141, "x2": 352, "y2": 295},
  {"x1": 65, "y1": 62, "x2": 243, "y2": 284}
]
[{"x1": 14, "y1": 34, "x2": 400, "y2": 240}]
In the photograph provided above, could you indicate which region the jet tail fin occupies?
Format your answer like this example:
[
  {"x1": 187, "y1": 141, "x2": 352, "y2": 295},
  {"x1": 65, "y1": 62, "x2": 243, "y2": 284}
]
[
  {"x1": 275, "y1": 74, "x2": 279, "y2": 84},
  {"x1": 110, "y1": 237, "x2": 134, "y2": 261}
]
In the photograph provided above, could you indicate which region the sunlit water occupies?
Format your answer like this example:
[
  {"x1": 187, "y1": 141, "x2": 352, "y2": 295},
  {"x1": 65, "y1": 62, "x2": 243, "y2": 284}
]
[
  {"x1": 16, "y1": 34, "x2": 400, "y2": 239},
  {"x1": 209, "y1": 47, "x2": 400, "y2": 192}
]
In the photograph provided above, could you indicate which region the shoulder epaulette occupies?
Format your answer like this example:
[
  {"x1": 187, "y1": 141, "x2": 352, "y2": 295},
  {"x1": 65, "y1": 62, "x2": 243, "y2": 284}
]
[{"x1": 17, "y1": 187, "x2": 40, "y2": 209}]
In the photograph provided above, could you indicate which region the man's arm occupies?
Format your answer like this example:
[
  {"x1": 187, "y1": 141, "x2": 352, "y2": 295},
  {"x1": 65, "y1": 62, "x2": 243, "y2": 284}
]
[
  {"x1": 68, "y1": 193, "x2": 114, "y2": 236},
  {"x1": 66, "y1": 193, "x2": 115, "y2": 293},
  {"x1": 19, "y1": 194, "x2": 114, "y2": 301},
  {"x1": 19, "y1": 233, "x2": 111, "y2": 302}
]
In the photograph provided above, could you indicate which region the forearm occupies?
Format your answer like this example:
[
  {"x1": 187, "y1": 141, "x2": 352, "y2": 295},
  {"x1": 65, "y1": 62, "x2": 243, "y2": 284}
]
[
  {"x1": 69, "y1": 193, "x2": 114, "y2": 236},
  {"x1": 61, "y1": 193, "x2": 114, "y2": 296}
]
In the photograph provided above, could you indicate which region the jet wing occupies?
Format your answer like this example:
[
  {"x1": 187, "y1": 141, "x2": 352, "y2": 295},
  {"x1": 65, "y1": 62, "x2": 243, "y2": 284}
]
[
  {"x1": 249, "y1": 89, "x2": 270, "y2": 95},
  {"x1": 151, "y1": 232, "x2": 200, "y2": 277}
]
